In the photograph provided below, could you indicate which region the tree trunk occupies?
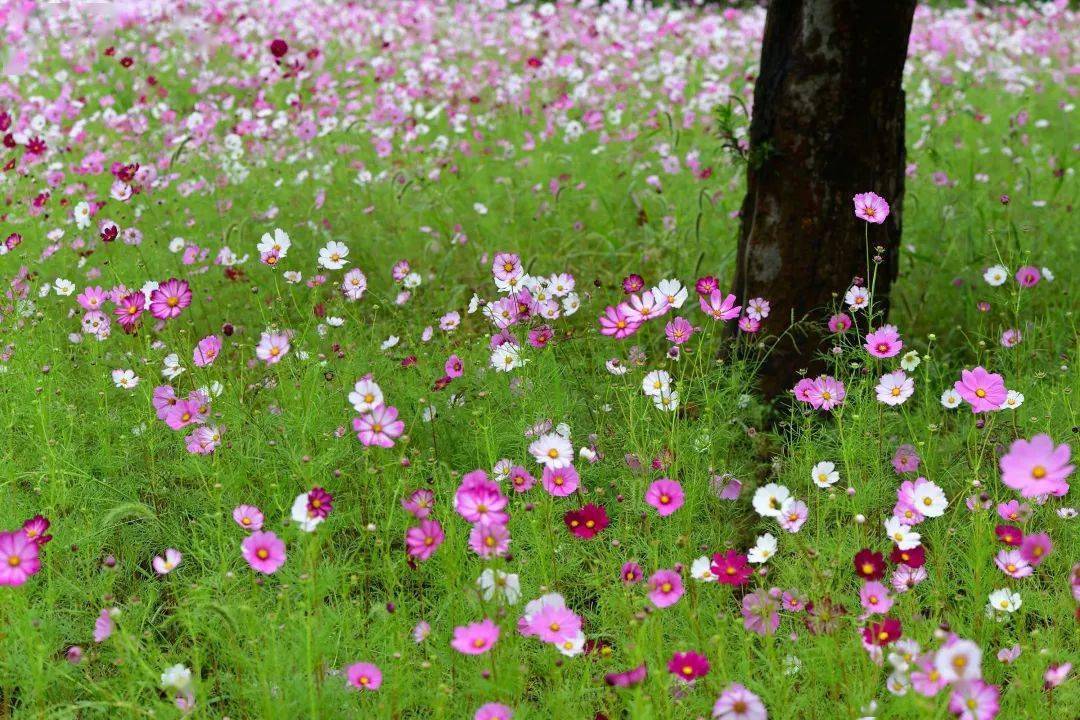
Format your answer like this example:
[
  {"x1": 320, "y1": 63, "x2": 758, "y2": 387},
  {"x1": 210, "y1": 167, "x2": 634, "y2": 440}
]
[{"x1": 736, "y1": 0, "x2": 916, "y2": 399}]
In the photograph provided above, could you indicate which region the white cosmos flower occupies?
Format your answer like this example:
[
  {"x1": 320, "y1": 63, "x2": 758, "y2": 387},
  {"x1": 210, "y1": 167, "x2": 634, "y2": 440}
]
[
  {"x1": 900, "y1": 350, "x2": 921, "y2": 371},
  {"x1": 257, "y1": 228, "x2": 291, "y2": 256},
  {"x1": 73, "y1": 201, "x2": 91, "y2": 229},
  {"x1": 912, "y1": 480, "x2": 948, "y2": 517},
  {"x1": 556, "y1": 631, "x2": 585, "y2": 657},
  {"x1": 491, "y1": 343, "x2": 525, "y2": 372},
  {"x1": 844, "y1": 285, "x2": 870, "y2": 311},
  {"x1": 381, "y1": 336, "x2": 400, "y2": 351},
  {"x1": 934, "y1": 639, "x2": 982, "y2": 683},
  {"x1": 983, "y1": 264, "x2": 1008, "y2": 286},
  {"x1": 641, "y1": 369, "x2": 671, "y2": 397},
  {"x1": 1000, "y1": 390, "x2": 1024, "y2": 410},
  {"x1": 747, "y1": 533, "x2": 778, "y2": 564},
  {"x1": 652, "y1": 389, "x2": 679, "y2": 412},
  {"x1": 160, "y1": 664, "x2": 193, "y2": 691},
  {"x1": 53, "y1": 278, "x2": 76, "y2": 296},
  {"x1": 477, "y1": 569, "x2": 521, "y2": 605},
  {"x1": 318, "y1": 241, "x2": 349, "y2": 270},
  {"x1": 940, "y1": 388, "x2": 962, "y2": 409},
  {"x1": 161, "y1": 353, "x2": 184, "y2": 380},
  {"x1": 168, "y1": 237, "x2": 186, "y2": 253},
  {"x1": 884, "y1": 517, "x2": 921, "y2": 550},
  {"x1": 290, "y1": 492, "x2": 323, "y2": 532},
  {"x1": 528, "y1": 432, "x2": 574, "y2": 470},
  {"x1": 349, "y1": 378, "x2": 383, "y2": 413},
  {"x1": 811, "y1": 461, "x2": 839, "y2": 488},
  {"x1": 752, "y1": 483, "x2": 792, "y2": 518},
  {"x1": 987, "y1": 588, "x2": 1021, "y2": 614},
  {"x1": 690, "y1": 555, "x2": 717, "y2": 582},
  {"x1": 653, "y1": 279, "x2": 688, "y2": 309},
  {"x1": 605, "y1": 358, "x2": 629, "y2": 376},
  {"x1": 111, "y1": 369, "x2": 139, "y2": 389}
]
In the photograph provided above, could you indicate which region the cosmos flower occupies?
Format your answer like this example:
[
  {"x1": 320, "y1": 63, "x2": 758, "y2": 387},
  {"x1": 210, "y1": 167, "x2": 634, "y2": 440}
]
[
  {"x1": 853, "y1": 192, "x2": 889, "y2": 223},
  {"x1": 644, "y1": 478, "x2": 684, "y2": 516},
  {"x1": 711, "y1": 550, "x2": 752, "y2": 586},
  {"x1": 647, "y1": 569, "x2": 684, "y2": 608},
  {"x1": 668, "y1": 651, "x2": 709, "y2": 682},
  {"x1": 451, "y1": 618, "x2": 499, "y2": 655},
  {"x1": 345, "y1": 662, "x2": 382, "y2": 691},
  {"x1": 563, "y1": 504, "x2": 609, "y2": 539},
  {"x1": 954, "y1": 367, "x2": 1006, "y2": 414},
  {"x1": 0, "y1": 530, "x2": 41, "y2": 586},
  {"x1": 152, "y1": 548, "x2": 183, "y2": 575},
  {"x1": 712, "y1": 683, "x2": 768, "y2": 720},
  {"x1": 999, "y1": 434, "x2": 1073, "y2": 498},
  {"x1": 406, "y1": 520, "x2": 445, "y2": 562},
  {"x1": 241, "y1": 531, "x2": 286, "y2": 574}
]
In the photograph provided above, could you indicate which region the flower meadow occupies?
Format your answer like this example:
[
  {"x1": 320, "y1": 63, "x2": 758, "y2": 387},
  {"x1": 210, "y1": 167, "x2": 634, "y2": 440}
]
[{"x1": 1, "y1": 1, "x2": 1078, "y2": 718}]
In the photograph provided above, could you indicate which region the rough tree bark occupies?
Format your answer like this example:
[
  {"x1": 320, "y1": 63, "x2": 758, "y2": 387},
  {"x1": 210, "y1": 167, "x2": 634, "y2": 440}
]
[{"x1": 736, "y1": 0, "x2": 917, "y2": 398}]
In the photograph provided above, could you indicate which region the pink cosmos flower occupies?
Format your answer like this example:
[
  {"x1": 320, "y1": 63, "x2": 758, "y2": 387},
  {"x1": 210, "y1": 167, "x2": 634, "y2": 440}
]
[
  {"x1": 445, "y1": 354, "x2": 464, "y2": 378},
  {"x1": 528, "y1": 604, "x2": 582, "y2": 645},
  {"x1": 353, "y1": 404, "x2": 405, "y2": 448},
  {"x1": 1044, "y1": 662, "x2": 1071, "y2": 689},
  {"x1": 713, "y1": 683, "x2": 767, "y2": 720},
  {"x1": 803, "y1": 375, "x2": 846, "y2": 411},
  {"x1": 993, "y1": 549, "x2": 1032, "y2": 579},
  {"x1": 456, "y1": 487, "x2": 509, "y2": 525},
  {"x1": 148, "y1": 278, "x2": 192, "y2": 320},
  {"x1": 475, "y1": 703, "x2": 514, "y2": 720},
  {"x1": 402, "y1": 489, "x2": 435, "y2": 519},
  {"x1": 910, "y1": 656, "x2": 948, "y2": 697},
  {"x1": 255, "y1": 331, "x2": 291, "y2": 364},
  {"x1": 699, "y1": 289, "x2": 741, "y2": 322},
  {"x1": 864, "y1": 324, "x2": 903, "y2": 358},
  {"x1": 193, "y1": 335, "x2": 221, "y2": 367},
  {"x1": 853, "y1": 192, "x2": 890, "y2": 224},
  {"x1": 605, "y1": 663, "x2": 647, "y2": 687},
  {"x1": 540, "y1": 464, "x2": 580, "y2": 497},
  {"x1": 828, "y1": 313, "x2": 852, "y2": 333},
  {"x1": 623, "y1": 291, "x2": 669, "y2": 323},
  {"x1": 152, "y1": 548, "x2": 182, "y2": 575},
  {"x1": 492, "y1": 253, "x2": 521, "y2": 282},
  {"x1": 93, "y1": 609, "x2": 114, "y2": 643},
  {"x1": 1019, "y1": 532, "x2": 1051, "y2": 566},
  {"x1": 892, "y1": 445, "x2": 920, "y2": 474},
  {"x1": 405, "y1": 520, "x2": 445, "y2": 561},
  {"x1": 947, "y1": 680, "x2": 999, "y2": 720},
  {"x1": 779, "y1": 500, "x2": 808, "y2": 532},
  {"x1": 164, "y1": 399, "x2": 204, "y2": 430},
  {"x1": 859, "y1": 581, "x2": 893, "y2": 616},
  {"x1": 644, "y1": 478, "x2": 684, "y2": 516},
  {"x1": 665, "y1": 316, "x2": 694, "y2": 345},
  {"x1": 469, "y1": 521, "x2": 510, "y2": 558},
  {"x1": 76, "y1": 286, "x2": 108, "y2": 311},
  {"x1": 451, "y1": 618, "x2": 499, "y2": 655},
  {"x1": 621, "y1": 562, "x2": 643, "y2": 584},
  {"x1": 1014, "y1": 266, "x2": 1041, "y2": 287},
  {"x1": 647, "y1": 569, "x2": 684, "y2": 608},
  {"x1": 999, "y1": 434, "x2": 1073, "y2": 498},
  {"x1": 345, "y1": 662, "x2": 382, "y2": 691},
  {"x1": 954, "y1": 366, "x2": 1006, "y2": 413},
  {"x1": 241, "y1": 531, "x2": 286, "y2": 574},
  {"x1": 21, "y1": 516, "x2": 51, "y2": 546},
  {"x1": 741, "y1": 589, "x2": 780, "y2": 636},
  {"x1": 0, "y1": 530, "x2": 41, "y2": 586},
  {"x1": 232, "y1": 505, "x2": 264, "y2": 531},
  {"x1": 598, "y1": 304, "x2": 641, "y2": 339},
  {"x1": 508, "y1": 466, "x2": 536, "y2": 493}
]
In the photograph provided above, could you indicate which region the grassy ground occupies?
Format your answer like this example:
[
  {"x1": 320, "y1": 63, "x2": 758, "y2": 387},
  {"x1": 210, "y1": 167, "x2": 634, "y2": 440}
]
[{"x1": 0, "y1": 2, "x2": 1077, "y2": 719}]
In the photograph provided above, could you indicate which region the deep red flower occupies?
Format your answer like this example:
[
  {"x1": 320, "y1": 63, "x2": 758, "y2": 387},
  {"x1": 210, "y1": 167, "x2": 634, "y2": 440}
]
[
  {"x1": 564, "y1": 504, "x2": 609, "y2": 539},
  {"x1": 710, "y1": 550, "x2": 753, "y2": 586},
  {"x1": 854, "y1": 549, "x2": 886, "y2": 580},
  {"x1": 269, "y1": 38, "x2": 289, "y2": 58},
  {"x1": 994, "y1": 525, "x2": 1023, "y2": 547},
  {"x1": 889, "y1": 545, "x2": 925, "y2": 568},
  {"x1": 863, "y1": 617, "x2": 902, "y2": 646}
]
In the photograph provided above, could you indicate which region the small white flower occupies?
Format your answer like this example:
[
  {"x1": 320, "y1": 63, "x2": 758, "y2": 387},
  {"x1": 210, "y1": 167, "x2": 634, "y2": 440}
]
[
  {"x1": 161, "y1": 353, "x2": 184, "y2": 380},
  {"x1": 605, "y1": 358, "x2": 629, "y2": 376},
  {"x1": 491, "y1": 343, "x2": 524, "y2": 372},
  {"x1": 53, "y1": 278, "x2": 76, "y2": 296},
  {"x1": 641, "y1": 369, "x2": 671, "y2": 397},
  {"x1": 844, "y1": 285, "x2": 870, "y2": 311},
  {"x1": 940, "y1": 388, "x2": 962, "y2": 409},
  {"x1": 528, "y1": 432, "x2": 573, "y2": 469},
  {"x1": 811, "y1": 461, "x2": 839, "y2": 488},
  {"x1": 318, "y1": 241, "x2": 350, "y2": 270},
  {"x1": 473, "y1": 202, "x2": 488, "y2": 215},
  {"x1": 73, "y1": 201, "x2": 91, "y2": 229},
  {"x1": 653, "y1": 279, "x2": 688, "y2": 309},
  {"x1": 257, "y1": 228, "x2": 291, "y2": 256},
  {"x1": 747, "y1": 533, "x2": 778, "y2": 564},
  {"x1": 283, "y1": 270, "x2": 303, "y2": 284},
  {"x1": 381, "y1": 336, "x2": 400, "y2": 351},
  {"x1": 690, "y1": 555, "x2": 717, "y2": 582},
  {"x1": 168, "y1": 237, "x2": 187, "y2": 253},
  {"x1": 111, "y1": 369, "x2": 139, "y2": 389},
  {"x1": 987, "y1": 588, "x2": 1021, "y2": 614},
  {"x1": 983, "y1": 264, "x2": 1008, "y2": 287},
  {"x1": 555, "y1": 631, "x2": 585, "y2": 658},
  {"x1": 899, "y1": 350, "x2": 921, "y2": 371},
  {"x1": 477, "y1": 569, "x2": 521, "y2": 605},
  {"x1": 160, "y1": 664, "x2": 193, "y2": 691},
  {"x1": 884, "y1": 517, "x2": 921, "y2": 550},
  {"x1": 652, "y1": 389, "x2": 679, "y2": 412},
  {"x1": 912, "y1": 480, "x2": 948, "y2": 517},
  {"x1": 752, "y1": 483, "x2": 792, "y2": 518},
  {"x1": 1000, "y1": 390, "x2": 1024, "y2": 410}
]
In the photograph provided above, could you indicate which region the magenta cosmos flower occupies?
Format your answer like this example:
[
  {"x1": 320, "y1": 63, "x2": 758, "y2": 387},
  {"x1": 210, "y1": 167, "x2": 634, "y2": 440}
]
[
  {"x1": 668, "y1": 651, "x2": 709, "y2": 682},
  {"x1": 0, "y1": 530, "x2": 41, "y2": 586},
  {"x1": 699, "y1": 289, "x2": 741, "y2": 322},
  {"x1": 598, "y1": 304, "x2": 641, "y2": 339},
  {"x1": 954, "y1": 366, "x2": 1006, "y2": 413},
  {"x1": 1019, "y1": 532, "x2": 1052, "y2": 566},
  {"x1": 528, "y1": 604, "x2": 582, "y2": 645},
  {"x1": 405, "y1": 520, "x2": 445, "y2": 561},
  {"x1": 114, "y1": 291, "x2": 145, "y2": 331},
  {"x1": 713, "y1": 682, "x2": 768, "y2": 720},
  {"x1": 647, "y1": 569, "x2": 684, "y2": 608},
  {"x1": 353, "y1": 404, "x2": 405, "y2": 448},
  {"x1": 451, "y1": 618, "x2": 499, "y2": 655},
  {"x1": 853, "y1": 192, "x2": 890, "y2": 224},
  {"x1": 1014, "y1": 265, "x2": 1041, "y2": 287},
  {"x1": 149, "y1": 278, "x2": 192, "y2": 320},
  {"x1": 469, "y1": 521, "x2": 510, "y2": 558},
  {"x1": 241, "y1": 531, "x2": 286, "y2": 574},
  {"x1": 711, "y1": 550, "x2": 753, "y2": 585},
  {"x1": 864, "y1": 324, "x2": 902, "y2": 358},
  {"x1": 475, "y1": 703, "x2": 513, "y2": 720},
  {"x1": 605, "y1": 663, "x2": 647, "y2": 688},
  {"x1": 345, "y1": 662, "x2": 382, "y2": 691},
  {"x1": 999, "y1": 434, "x2": 1073, "y2": 498},
  {"x1": 541, "y1": 464, "x2": 580, "y2": 497},
  {"x1": 665, "y1": 316, "x2": 694, "y2": 344},
  {"x1": 645, "y1": 478, "x2": 684, "y2": 516}
]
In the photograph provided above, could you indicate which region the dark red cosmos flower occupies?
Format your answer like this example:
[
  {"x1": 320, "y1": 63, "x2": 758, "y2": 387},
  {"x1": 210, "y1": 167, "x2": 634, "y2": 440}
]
[
  {"x1": 621, "y1": 273, "x2": 645, "y2": 294},
  {"x1": 25, "y1": 136, "x2": 46, "y2": 155},
  {"x1": 668, "y1": 651, "x2": 709, "y2": 682},
  {"x1": 101, "y1": 224, "x2": 118, "y2": 243},
  {"x1": 854, "y1": 549, "x2": 886, "y2": 581},
  {"x1": 604, "y1": 663, "x2": 647, "y2": 688},
  {"x1": 433, "y1": 375, "x2": 452, "y2": 391},
  {"x1": 269, "y1": 38, "x2": 289, "y2": 58},
  {"x1": 526, "y1": 56, "x2": 542, "y2": 68},
  {"x1": 0, "y1": 111, "x2": 10, "y2": 131},
  {"x1": 120, "y1": 57, "x2": 133, "y2": 68},
  {"x1": 863, "y1": 617, "x2": 902, "y2": 646},
  {"x1": 995, "y1": 525, "x2": 1023, "y2": 547},
  {"x1": 307, "y1": 487, "x2": 334, "y2": 519},
  {"x1": 711, "y1": 550, "x2": 753, "y2": 586},
  {"x1": 889, "y1": 545, "x2": 925, "y2": 568},
  {"x1": 564, "y1": 504, "x2": 609, "y2": 539}
]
